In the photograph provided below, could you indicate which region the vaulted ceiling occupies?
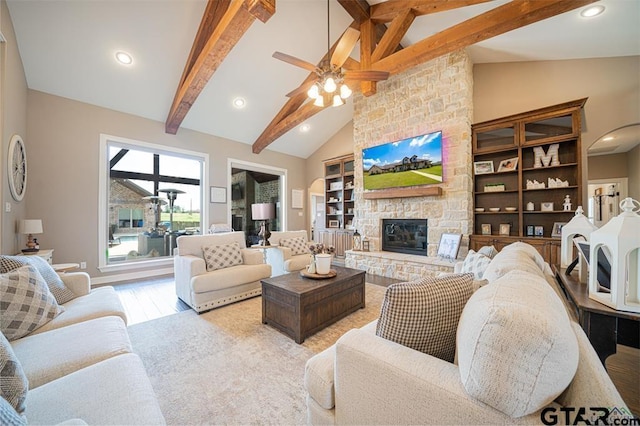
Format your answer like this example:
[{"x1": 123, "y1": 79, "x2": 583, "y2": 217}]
[{"x1": 7, "y1": 0, "x2": 640, "y2": 158}]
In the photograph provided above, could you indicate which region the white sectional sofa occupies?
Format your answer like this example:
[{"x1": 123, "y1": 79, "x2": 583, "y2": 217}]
[
  {"x1": 305, "y1": 242, "x2": 630, "y2": 425},
  {"x1": 174, "y1": 231, "x2": 271, "y2": 312},
  {"x1": 4, "y1": 271, "x2": 165, "y2": 425},
  {"x1": 266, "y1": 230, "x2": 313, "y2": 276}
]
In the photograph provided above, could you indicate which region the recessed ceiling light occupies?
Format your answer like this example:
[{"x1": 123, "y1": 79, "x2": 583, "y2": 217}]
[
  {"x1": 580, "y1": 5, "x2": 605, "y2": 18},
  {"x1": 115, "y1": 51, "x2": 133, "y2": 65},
  {"x1": 232, "y1": 97, "x2": 246, "y2": 109},
  {"x1": 300, "y1": 124, "x2": 311, "y2": 132},
  {"x1": 603, "y1": 136, "x2": 614, "y2": 142}
]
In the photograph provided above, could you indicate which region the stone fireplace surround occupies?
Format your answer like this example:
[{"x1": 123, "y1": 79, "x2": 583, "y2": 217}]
[{"x1": 345, "y1": 51, "x2": 473, "y2": 282}]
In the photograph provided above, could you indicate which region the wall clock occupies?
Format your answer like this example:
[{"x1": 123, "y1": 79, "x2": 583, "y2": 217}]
[{"x1": 8, "y1": 134, "x2": 27, "y2": 201}]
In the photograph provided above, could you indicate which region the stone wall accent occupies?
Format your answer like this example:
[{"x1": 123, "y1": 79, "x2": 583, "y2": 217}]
[{"x1": 346, "y1": 51, "x2": 474, "y2": 280}]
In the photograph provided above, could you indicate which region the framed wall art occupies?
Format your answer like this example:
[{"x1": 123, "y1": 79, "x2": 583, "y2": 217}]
[{"x1": 210, "y1": 186, "x2": 227, "y2": 204}]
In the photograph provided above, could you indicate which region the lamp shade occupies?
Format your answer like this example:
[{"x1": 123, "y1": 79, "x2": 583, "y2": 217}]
[
  {"x1": 251, "y1": 203, "x2": 275, "y2": 220},
  {"x1": 19, "y1": 219, "x2": 43, "y2": 235}
]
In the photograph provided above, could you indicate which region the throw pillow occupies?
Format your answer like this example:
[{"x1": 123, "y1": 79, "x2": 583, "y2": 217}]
[
  {"x1": 0, "y1": 332, "x2": 28, "y2": 414},
  {"x1": 477, "y1": 245, "x2": 498, "y2": 259},
  {"x1": 0, "y1": 265, "x2": 64, "y2": 341},
  {"x1": 0, "y1": 255, "x2": 76, "y2": 304},
  {"x1": 0, "y1": 395, "x2": 26, "y2": 426},
  {"x1": 376, "y1": 273, "x2": 474, "y2": 362},
  {"x1": 202, "y1": 242, "x2": 243, "y2": 271},
  {"x1": 457, "y1": 269, "x2": 579, "y2": 418},
  {"x1": 460, "y1": 250, "x2": 492, "y2": 280},
  {"x1": 279, "y1": 237, "x2": 308, "y2": 256}
]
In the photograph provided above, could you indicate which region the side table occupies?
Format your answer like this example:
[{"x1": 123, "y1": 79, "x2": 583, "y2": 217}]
[
  {"x1": 553, "y1": 264, "x2": 640, "y2": 365},
  {"x1": 17, "y1": 249, "x2": 54, "y2": 264},
  {"x1": 250, "y1": 244, "x2": 278, "y2": 264}
]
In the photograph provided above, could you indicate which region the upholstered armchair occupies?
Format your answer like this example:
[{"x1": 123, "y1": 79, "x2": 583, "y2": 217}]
[
  {"x1": 265, "y1": 230, "x2": 313, "y2": 276},
  {"x1": 174, "y1": 231, "x2": 271, "y2": 313}
]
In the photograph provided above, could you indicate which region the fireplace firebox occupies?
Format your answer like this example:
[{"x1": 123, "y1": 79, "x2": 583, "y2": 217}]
[{"x1": 381, "y1": 219, "x2": 428, "y2": 256}]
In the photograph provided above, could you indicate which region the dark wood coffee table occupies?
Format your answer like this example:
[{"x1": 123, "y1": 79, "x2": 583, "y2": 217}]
[{"x1": 261, "y1": 265, "x2": 366, "y2": 343}]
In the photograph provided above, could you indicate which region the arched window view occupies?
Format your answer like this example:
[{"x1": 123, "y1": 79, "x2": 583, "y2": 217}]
[{"x1": 107, "y1": 144, "x2": 203, "y2": 264}]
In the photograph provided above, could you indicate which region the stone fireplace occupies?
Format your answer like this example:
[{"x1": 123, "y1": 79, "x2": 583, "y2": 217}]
[
  {"x1": 345, "y1": 50, "x2": 474, "y2": 282},
  {"x1": 381, "y1": 219, "x2": 428, "y2": 256}
]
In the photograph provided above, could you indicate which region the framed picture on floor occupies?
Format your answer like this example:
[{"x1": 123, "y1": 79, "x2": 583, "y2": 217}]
[{"x1": 437, "y1": 233, "x2": 462, "y2": 260}]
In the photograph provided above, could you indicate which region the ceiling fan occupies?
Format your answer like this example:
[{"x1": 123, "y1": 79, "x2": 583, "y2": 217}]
[{"x1": 272, "y1": 0, "x2": 389, "y2": 107}]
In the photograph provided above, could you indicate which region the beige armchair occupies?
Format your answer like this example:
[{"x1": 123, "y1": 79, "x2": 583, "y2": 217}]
[
  {"x1": 174, "y1": 231, "x2": 271, "y2": 313},
  {"x1": 265, "y1": 230, "x2": 313, "y2": 276}
]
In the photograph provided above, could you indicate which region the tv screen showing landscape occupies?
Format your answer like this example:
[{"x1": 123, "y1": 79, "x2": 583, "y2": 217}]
[{"x1": 362, "y1": 131, "x2": 443, "y2": 191}]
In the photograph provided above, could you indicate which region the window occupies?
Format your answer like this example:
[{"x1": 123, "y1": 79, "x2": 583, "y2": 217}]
[{"x1": 99, "y1": 135, "x2": 209, "y2": 271}]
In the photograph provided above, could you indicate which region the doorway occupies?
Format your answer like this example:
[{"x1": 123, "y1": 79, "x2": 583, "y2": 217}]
[{"x1": 587, "y1": 178, "x2": 628, "y2": 227}]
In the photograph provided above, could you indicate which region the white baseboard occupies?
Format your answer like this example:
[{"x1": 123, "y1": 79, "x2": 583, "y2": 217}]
[{"x1": 91, "y1": 267, "x2": 174, "y2": 286}]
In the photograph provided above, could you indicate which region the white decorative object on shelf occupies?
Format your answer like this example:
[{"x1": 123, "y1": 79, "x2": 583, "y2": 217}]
[
  {"x1": 533, "y1": 144, "x2": 560, "y2": 168},
  {"x1": 526, "y1": 179, "x2": 546, "y2": 189},
  {"x1": 484, "y1": 184, "x2": 505, "y2": 192},
  {"x1": 526, "y1": 202, "x2": 535, "y2": 211},
  {"x1": 588, "y1": 198, "x2": 640, "y2": 313},
  {"x1": 563, "y1": 195, "x2": 572, "y2": 211},
  {"x1": 547, "y1": 177, "x2": 570, "y2": 188},
  {"x1": 560, "y1": 206, "x2": 598, "y2": 269}
]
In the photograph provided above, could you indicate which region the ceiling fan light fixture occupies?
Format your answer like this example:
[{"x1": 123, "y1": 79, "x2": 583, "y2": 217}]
[
  {"x1": 332, "y1": 94, "x2": 344, "y2": 107},
  {"x1": 307, "y1": 84, "x2": 320, "y2": 99},
  {"x1": 340, "y1": 83, "x2": 352, "y2": 99},
  {"x1": 324, "y1": 77, "x2": 337, "y2": 93},
  {"x1": 313, "y1": 96, "x2": 324, "y2": 107}
]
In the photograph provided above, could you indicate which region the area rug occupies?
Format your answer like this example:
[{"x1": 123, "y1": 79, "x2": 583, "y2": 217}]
[{"x1": 127, "y1": 283, "x2": 386, "y2": 425}]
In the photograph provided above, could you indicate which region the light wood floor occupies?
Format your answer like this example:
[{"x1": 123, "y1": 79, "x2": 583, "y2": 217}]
[{"x1": 114, "y1": 274, "x2": 638, "y2": 416}]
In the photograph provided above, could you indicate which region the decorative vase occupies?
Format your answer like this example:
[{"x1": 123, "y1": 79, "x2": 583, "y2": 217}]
[
  {"x1": 307, "y1": 255, "x2": 317, "y2": 274},
  {"x1": 315, "y1": 253, "x2": 332, "y2": 275}
]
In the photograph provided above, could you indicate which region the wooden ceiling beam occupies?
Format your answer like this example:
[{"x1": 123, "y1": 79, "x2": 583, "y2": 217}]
[
  {"x1": 370, "y1": 0, "x2": 492, "y2": 23},
  {"x1": 371, "y1": 9, "x2": 415, "y2": 63},
  {"x1": 338, "y1": 0, "x2": 404, "y2": 53},
  {"x1": 165, "y1": 0, "x2": 275, "y2": 135},
  {"x1": 372, "y1": 0, "x2": 597, "y2": 76},
  {"x1": 359, "y1": 18, "x2": 376, "y2": 96}
]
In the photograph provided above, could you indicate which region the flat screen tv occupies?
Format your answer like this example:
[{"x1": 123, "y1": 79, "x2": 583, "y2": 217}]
[{"x1": 362, "y1": 130, "x2": 443, "y2": 191}]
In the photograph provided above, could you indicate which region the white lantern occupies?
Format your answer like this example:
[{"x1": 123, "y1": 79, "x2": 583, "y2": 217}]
[
  {"x1": 588, "y1": 198, "x2": 640, "y2": 313},
  {"x1": 561, "y1": 206, "x2": 598, "y2": 268}
]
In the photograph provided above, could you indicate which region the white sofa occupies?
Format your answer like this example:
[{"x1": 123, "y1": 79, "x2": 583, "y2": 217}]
[
  {"x1": 6, "y1": 272, "x2": 165, "y2": 425},
  {"x1": 174, "y1": 231, "x2": 271, "y2": 313},
  {"x1": 304, "y1": 242, "x2": 630, "y2": 425},
  {"x1": 266, "y1": 230, "x2": 313, "y2": 276}
]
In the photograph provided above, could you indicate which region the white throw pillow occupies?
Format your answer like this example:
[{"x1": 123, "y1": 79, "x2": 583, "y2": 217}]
[
  {"x1": 460, "y1": 250, "x2": 492, "y2": 280},
  {"x1": 457, "y1": 269, "x2": 579, "y2": 418},
  {"x1": 202, "y1": 243, "x2": 244, "y2": 271},
  {"x1": 279, "y1": 237, "x2": 308, "y2": 256},
  {"x1": 0, "y1": 265, "x2": 64, "y2": 341},
  {"x1": 477, "y1": 245, "x2": 498, "y2": 259}
]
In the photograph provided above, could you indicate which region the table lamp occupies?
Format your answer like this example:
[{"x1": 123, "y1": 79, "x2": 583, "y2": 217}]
[
  {"x1": 252, "y1": 203, "x2": 275, "y2": 246},
  {"x1": 19, "y1": 219, "x2": 43, "y2": 253}
]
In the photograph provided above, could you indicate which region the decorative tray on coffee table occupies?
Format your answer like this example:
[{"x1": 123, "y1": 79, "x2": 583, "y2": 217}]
[{"x1": 300, "y1": 269, "x2": 337, "y2": 279}]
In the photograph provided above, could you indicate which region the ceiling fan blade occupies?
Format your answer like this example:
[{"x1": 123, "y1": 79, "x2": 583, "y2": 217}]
[
  {"x1": 273, "y1": 52, "x2": 318, "y2": 72},
  {"x1": 330, "y1": 27, "x2": 360, "y2": 69},
  {"x1": 344, "y1": 70, "x2": 390, "y2": 82},
  {"x1": 285, "y1": 80, "x2": 318, "y2": 98}
]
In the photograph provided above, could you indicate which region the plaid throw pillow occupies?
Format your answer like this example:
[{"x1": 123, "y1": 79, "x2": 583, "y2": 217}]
[
  {"x1": 279, "y1": 237, "x2": 308, "y2": 256},
  {"x1": 0, "y1": 332, "x2": 28, "y2": 415},
  {"x1": 376, "y1": 273, "x2": 474, "y2": 362},
  {"x1": 0, "y1": 255, "x2": 76, "y2": 304},
  {"x1": 0, "y1": 265, "x2": 64, "y2": 341},
  {"x1": 202, "y1": 243, "x2": 244, "y2": 271},
  {"x1": 460, "y1": 250, "x2": 492, "y2": 280}
]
